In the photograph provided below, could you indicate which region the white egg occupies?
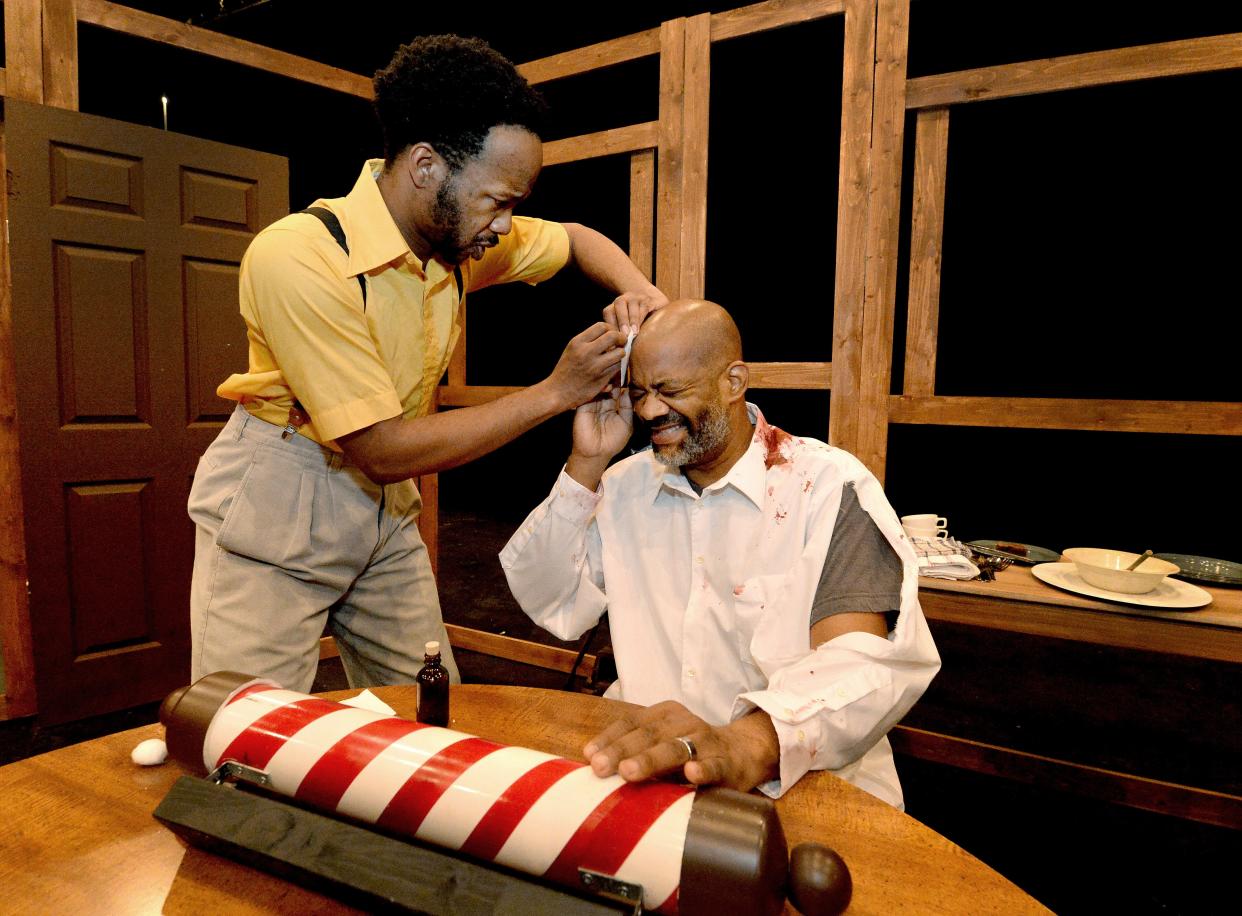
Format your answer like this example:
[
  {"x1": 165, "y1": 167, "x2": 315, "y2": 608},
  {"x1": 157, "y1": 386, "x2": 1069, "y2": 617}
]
[{"x1": 131, "y1": 737, "x2": 168, "y2": 766}]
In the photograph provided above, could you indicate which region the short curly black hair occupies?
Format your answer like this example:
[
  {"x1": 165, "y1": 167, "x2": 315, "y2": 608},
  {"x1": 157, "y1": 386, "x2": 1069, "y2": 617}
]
[{"x1": 373, "y1": 35, "x2": 548, "y2": 170}]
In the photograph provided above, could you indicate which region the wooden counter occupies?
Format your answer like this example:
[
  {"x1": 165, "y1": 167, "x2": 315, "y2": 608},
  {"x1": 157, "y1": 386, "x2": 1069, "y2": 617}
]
[
  {"x1": 894, "y1": 566, "x2": 1242, "y2": 829},
  {"x1": 0, "y1": 684, "x2": 1048, "y2": 915},
  {"x1": 918, "y1": 565, "x2": 1242, "y2": 661}
]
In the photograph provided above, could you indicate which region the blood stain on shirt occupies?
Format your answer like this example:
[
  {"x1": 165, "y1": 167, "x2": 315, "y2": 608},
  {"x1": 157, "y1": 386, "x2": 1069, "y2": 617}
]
[
  {"x1": 803, "y1": 479, "x2": 813, "y2": 492},
  {"x1": 774, "y1": 508, "x2": 788, "y2": 523},
  {"x1": 733, "y1": 584, "x2": 745, "y2": 596},
  {"x1": 757, "y1": 420, "x2": 795, "y2": 469}
]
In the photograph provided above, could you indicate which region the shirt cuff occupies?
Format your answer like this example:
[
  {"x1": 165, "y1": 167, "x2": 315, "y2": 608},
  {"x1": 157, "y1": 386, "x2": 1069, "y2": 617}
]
[{"x1": 550, "y1": 466, "x2": 602, "y2": 523}]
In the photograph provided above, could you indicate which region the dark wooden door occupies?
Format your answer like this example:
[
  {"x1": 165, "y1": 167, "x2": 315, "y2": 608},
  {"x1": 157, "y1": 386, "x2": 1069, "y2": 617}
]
[{"x1": 5, "y1": 99, "x2": 288, "y2": 723}]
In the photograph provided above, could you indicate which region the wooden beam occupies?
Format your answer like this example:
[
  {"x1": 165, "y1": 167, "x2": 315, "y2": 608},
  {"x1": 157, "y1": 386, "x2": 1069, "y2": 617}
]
[
  {"x1": 888, "y1": 395, "x2": 1242, "y2": 436},
  {"x1": 629, "y1": 150, "x2": 656, "y2": 281},
  {"x1": 903, "y1": 106, "x2": 950, "y2": 397},
  {"x1": 445, "y1": 625, "x2": 597, "y2": 678},
  {"x1": 0, "y1": 131, "x2": 38, "y2": 719},
  {"x1": 541, "y1": 122, "x2": 658, "y2": 167},
  {"x1": 906, "y1": 31, "x2": 1242, "y2": 110},
  {"x1": 437, "y1": 385, "x2": 524, "y2": 408},
  {"x1": 0, "y1": 68, "x2": 7, "y2": 97},
  {"x1": 853, "y1": 0, "x2": 910, "y2": 482},
  {"x1": 41, "y1": 0, "x2": 78, "y2": 110},
  {"x1": 890, "y1": 726, "x2": 1242, "y2": 830},
  {"x1": 517, "y1": 27, "x2": 661, "y2": 86},
  {"x1": 4, "y1": 0, "x2": 44, "y2": 103},
  {"x1": 74, "y1": 0, "x2": 372, "y2": 98},
  {"x1": 319, "y1": 629, "x2": 598, "y2": 679},
  {"x1": 711, "y1": 0, "x2": 847, "y2": 42},
  {"x1": 827, "y1": 0, "x2": 877, "y2": 452},
  {"x1": 748, "y1": 362, "x2": 832, "y2": 389}
]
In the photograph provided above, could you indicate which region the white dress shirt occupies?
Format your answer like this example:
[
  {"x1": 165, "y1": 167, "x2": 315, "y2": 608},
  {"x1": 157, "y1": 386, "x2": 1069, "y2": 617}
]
[{"x1": 500, "y1": 404, "x2": 940, "y2": 806}]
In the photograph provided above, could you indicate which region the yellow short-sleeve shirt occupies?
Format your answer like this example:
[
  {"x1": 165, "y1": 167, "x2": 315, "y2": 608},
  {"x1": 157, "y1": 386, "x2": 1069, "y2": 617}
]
[{"x1": 218, "y1": 159, "x2": 570, "y2": 447}]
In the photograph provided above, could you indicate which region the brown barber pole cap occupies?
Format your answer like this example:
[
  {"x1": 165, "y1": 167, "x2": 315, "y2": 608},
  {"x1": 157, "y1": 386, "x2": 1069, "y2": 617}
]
[
  {"x1": 679, "y1": 787, "x2": 788, "y2": 916},
  {"x1": 159, "y1": 671, "x2": 262, "y2": 775}
]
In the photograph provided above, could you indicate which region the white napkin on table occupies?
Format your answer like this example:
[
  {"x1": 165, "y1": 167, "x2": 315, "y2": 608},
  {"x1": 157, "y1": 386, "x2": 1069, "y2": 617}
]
[
  {"x1": 911, "y1": 535, "x2": 980, "y2": 580},
  {"x1": 340, "y1": 688, "x2": 396, "y2": 716}
]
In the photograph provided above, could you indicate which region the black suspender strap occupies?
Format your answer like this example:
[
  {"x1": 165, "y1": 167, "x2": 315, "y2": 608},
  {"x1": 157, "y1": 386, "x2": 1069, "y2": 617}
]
[
  {"x1": 301, "y1": 206, "x2": 367, "y2": 307},
  {"x1": 299, "y1": 206, "x2": 465, "y2": 309}
]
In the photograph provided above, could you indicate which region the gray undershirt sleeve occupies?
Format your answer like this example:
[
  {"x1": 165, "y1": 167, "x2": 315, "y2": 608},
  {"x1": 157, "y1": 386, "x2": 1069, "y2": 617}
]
[{"x1": 810, "y1": 482, "x2": 903, "y2": 631}]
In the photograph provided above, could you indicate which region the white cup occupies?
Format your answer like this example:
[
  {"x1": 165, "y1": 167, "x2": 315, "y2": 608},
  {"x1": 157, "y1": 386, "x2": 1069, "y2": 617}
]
[{"x1": 902, "y1": 514, "x2": 948, "y2": 540}]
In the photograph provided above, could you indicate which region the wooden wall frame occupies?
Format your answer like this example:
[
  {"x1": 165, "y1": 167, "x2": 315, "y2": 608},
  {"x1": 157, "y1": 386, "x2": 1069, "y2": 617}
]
[
  {"x1": 0, "y1": 0, "x2": 869, "y2": 719},
  {"x1": 861, "y1": 10, "x2": 1242, "y2": 477}
]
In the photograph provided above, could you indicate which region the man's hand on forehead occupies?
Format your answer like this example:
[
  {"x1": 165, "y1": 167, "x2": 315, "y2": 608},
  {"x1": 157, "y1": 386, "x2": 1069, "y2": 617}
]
[{"x1": 603, "y1": 289, "x2": 668, "y2": 336}]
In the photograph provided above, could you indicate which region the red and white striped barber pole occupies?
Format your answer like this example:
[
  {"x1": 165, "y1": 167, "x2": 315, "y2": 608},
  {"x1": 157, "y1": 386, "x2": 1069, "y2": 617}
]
[{"x1": 160, "y1": 673, "x2": 849, "y2": 916}]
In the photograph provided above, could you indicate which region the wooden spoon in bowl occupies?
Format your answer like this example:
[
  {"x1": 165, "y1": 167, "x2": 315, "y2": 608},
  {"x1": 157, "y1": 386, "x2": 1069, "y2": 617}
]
[{"x1": 1126, "y1": 549, "x2": 1155, "y2": 571}]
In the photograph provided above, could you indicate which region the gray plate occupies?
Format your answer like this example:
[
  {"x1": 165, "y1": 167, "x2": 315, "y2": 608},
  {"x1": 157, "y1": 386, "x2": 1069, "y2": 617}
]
[
  {"x1": 967, "y1": 540, "x2": 1061, "y2": 565},
  {"x1": 1154, "y1": 553, "x2": 1242, "y2": 587}
]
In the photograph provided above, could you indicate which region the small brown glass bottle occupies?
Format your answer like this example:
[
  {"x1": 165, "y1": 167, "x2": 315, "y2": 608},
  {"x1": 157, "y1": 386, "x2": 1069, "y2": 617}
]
[{"x1": 416, "y1": 640, "x2": 449, "y2": 727}]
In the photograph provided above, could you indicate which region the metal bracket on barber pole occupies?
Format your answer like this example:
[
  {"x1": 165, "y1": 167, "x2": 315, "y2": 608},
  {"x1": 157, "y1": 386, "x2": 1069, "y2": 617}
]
[
  {"x1": 579, "y1": 869, "x2": 644, "y2": 915},
  {"x1": 208, "y1": 760, "x2": 271, "y2": 788}
]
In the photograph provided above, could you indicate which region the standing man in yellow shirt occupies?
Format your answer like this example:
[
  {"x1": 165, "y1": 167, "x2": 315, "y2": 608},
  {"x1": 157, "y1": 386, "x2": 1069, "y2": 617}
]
[{"x1": 188, "y1": 35, "x2": 666, "y2": 692}]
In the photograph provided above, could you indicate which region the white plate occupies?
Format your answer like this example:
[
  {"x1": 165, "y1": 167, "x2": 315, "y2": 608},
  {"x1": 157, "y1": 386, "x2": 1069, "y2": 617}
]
[{"x1": 1031, "y1": 562, "x2": 1212, "y2": 610}]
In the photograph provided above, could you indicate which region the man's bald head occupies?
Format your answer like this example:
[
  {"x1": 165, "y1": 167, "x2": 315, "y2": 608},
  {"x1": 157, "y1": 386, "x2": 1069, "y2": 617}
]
[
  {"x1": 628, "y1": 299, "x2": 753, "y2": 486},
  {"x1": 632, "y1": 299, "x2": 742, "y2": 372}
]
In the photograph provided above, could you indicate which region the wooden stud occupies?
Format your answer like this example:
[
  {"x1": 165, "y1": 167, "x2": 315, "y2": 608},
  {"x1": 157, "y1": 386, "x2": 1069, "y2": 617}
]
[
  {"x1": 42, "y1": 0, "x2": 79, "y2": 110},
  {"x1": 678, "y1": 13, "x2": 712, "y2": 300},
  {"x1": 656, "y1": 18, "x2": 687, "y2": 300},
  {"x1": 4, "y1": 0, "x2": 45, "y2": 103},
  {"x1": 889, "y1": 395, "x2": 1242, "y2": 436},
  {"x1": 629, "y1": 150, "x2": 656, "y2": 281},
  {"x1": 903, "y1": 106, "x2": 950, "y2": 397},
  {"x1": 417, "y1": 472, "x2": 439, "y2": 579},
  {"x1": 0, "y1": 130, "x2": 38, "y2": 720},
  {"x1": 541, "y1": 122, "x2": 658, "y2": 167},
  {"x1": 74, "y1": 0, "x2": 372, "y2": 98},
  {"x1": 907, "y1": 31, "x2": 1242, "y2": 110},
  {"x1": 854, "y1": 0, "x2": 911, "y2": 481},
  {"x1": 827, "y1": 0, "x2": 877, "y2": 452}
]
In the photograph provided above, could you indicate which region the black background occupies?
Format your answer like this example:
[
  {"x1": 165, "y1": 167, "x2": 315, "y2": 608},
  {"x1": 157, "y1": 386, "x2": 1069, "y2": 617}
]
[{"x1": 18, "y1": 0, "x2": 1242, "y2": 563}]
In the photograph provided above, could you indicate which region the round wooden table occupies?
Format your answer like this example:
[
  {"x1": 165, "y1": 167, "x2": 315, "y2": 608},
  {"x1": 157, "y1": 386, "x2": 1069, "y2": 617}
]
[{"x1": 0, "y1": 685, "x2": 1048, "y2": 914}]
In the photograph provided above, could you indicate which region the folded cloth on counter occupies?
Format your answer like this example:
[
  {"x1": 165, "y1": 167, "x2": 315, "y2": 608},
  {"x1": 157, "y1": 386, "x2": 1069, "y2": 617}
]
[{"x1": 910, "y1": 535, "x2": 980, "y2": 580}]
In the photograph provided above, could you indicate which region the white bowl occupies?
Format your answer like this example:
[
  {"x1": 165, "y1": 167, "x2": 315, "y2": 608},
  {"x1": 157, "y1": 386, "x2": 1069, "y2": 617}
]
[{"x1": 1062, "y1": 548, "x2": 1180, "y2": 595}]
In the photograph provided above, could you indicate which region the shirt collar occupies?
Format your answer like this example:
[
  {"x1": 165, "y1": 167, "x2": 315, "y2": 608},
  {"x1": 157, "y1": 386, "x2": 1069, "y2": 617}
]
[
  {"x1": 648, "y1": 402, "x2": 769, "y2": 509},
  {"x1": 335, "y1": 159, "x2": 434, "y2": 279}
]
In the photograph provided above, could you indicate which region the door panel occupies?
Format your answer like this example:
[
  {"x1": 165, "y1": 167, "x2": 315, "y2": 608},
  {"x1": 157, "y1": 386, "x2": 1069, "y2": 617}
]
[{"x1": 6, "y1": 99, "x2": 288, "y2": 722}]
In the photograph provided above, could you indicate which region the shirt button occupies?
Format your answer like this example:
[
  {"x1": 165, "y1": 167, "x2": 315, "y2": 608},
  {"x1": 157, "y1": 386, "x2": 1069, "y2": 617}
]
[
  {"x1": 797, "y1": 730, "x2": 806, "y2": 743},
  {"x1": 687, "y1": 668, "x2": 697, "y2": 678},
  {"x1": 695, "y1": 556, "x2": 704, "y2": 565}
]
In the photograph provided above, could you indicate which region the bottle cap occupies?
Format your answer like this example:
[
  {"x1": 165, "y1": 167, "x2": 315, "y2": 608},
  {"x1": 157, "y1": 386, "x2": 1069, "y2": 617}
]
[{"x1": 425, "y1": 641, "x2": 440, "y2": 653}]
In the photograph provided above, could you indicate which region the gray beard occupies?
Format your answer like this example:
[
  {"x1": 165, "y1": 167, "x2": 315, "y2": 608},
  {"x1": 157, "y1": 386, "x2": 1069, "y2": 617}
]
[{"x1": 652, "y1": 404, "x2": 731, "y2": 469}]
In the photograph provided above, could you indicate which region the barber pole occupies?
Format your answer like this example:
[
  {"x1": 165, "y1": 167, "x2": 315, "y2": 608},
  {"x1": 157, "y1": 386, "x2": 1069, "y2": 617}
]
[{"x1": 160, "y1": 672, "x2": 822, "y2": 916}]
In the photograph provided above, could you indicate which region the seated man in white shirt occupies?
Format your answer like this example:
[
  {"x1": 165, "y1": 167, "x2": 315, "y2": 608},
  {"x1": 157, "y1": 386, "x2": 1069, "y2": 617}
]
[{"x1": 500, "y1": 299, "x2": 940, "y2": 806}]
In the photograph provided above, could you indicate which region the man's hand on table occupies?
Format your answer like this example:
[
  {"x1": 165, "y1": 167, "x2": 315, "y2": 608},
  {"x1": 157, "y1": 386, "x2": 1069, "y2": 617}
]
[{"x1": 583, "y1": 701, "x2": 780, "y2": 792}]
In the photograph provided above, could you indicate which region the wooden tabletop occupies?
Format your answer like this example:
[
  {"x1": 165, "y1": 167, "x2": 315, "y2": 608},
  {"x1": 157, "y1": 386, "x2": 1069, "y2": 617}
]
[
  {"x1": 919, "y1": 565, "x2": 1242, "y2": 662},
  {"x1": 0, "y1": 684, "x2": 1047, "y2": 915}
]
